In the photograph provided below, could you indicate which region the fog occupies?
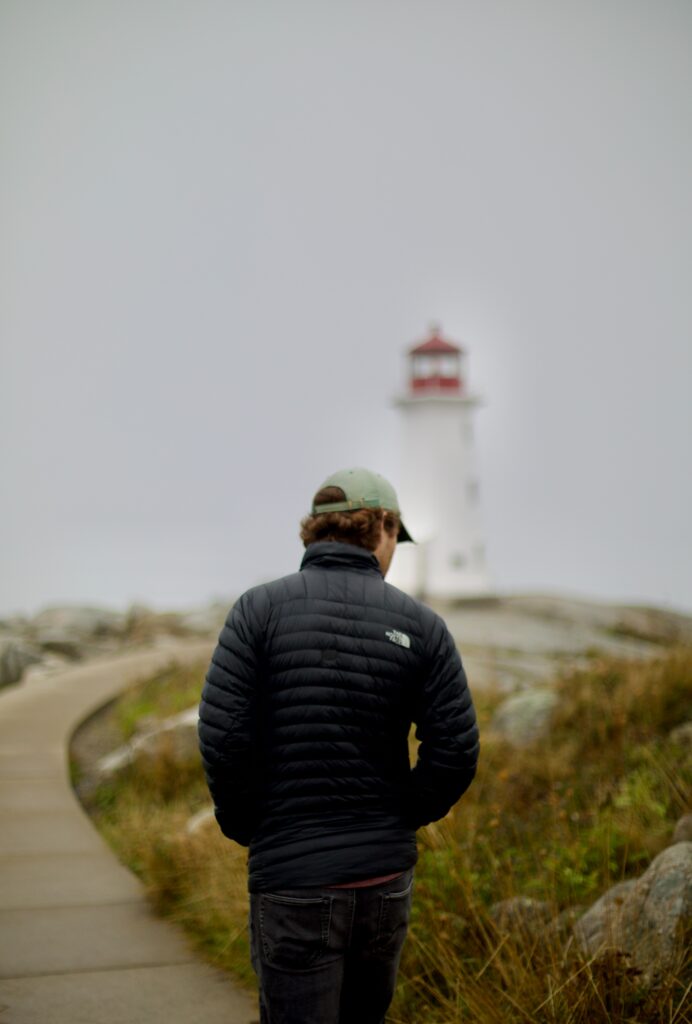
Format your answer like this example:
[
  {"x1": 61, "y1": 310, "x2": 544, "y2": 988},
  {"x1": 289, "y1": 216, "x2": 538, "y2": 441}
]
[{"x1": 2, "y1": 0, "x2": 691, "y2": 617}]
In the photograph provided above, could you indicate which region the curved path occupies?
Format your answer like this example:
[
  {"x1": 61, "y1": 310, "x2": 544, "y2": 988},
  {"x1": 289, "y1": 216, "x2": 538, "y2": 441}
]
[{"x1": 0, "y1": 639, "x2": 257, "y2": 1024}]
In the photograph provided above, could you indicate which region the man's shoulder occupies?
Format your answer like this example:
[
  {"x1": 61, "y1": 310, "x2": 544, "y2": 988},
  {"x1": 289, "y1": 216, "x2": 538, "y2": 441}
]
[
  {"x1": 383, "y1": 579, "x2": 439, "y2": 621},
  {"x1": 382, "y1": 580, "x2": 450, "y2": 649},
  {"x1": 220, "y1": 572, "x2": 304, "y2": 637},
  {"x1": 233, "y1": 570, "x2": 306, "y2": 612}
]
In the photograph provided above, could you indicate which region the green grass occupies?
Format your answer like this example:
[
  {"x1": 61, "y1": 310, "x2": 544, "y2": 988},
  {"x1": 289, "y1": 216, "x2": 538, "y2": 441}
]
[
  {"x1": 114, "y1": 661, "x2": 208, "y2": 740},
  {"x1": 81, "y1": 645, "x2": 692, "y2": 1023}
]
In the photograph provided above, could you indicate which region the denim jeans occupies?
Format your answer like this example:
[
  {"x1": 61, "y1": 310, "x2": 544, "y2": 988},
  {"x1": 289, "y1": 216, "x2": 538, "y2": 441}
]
[{"x1": 248, "y1": 867, "x2": 415, "y2": 1024}]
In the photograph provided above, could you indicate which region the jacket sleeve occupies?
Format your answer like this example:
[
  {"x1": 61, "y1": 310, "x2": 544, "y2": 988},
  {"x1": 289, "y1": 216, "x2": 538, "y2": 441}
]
[
  {"x1": 404, "y1": 614, "x2": 480, "y2": 830},
  {"x1": 197, "y1": 590, "x2": 264, "y2": 846}
]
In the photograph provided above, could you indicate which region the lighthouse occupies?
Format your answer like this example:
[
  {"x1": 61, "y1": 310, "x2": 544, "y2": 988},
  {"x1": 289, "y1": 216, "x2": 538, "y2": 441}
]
[{"x1": 387, "y1": 325, "x2": 494, "y2": 601}]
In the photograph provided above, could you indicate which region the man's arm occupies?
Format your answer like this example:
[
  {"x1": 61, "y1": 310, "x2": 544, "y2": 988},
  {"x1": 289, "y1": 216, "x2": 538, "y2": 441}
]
[
  {"x1": 404, "y1": 614, "x2": 479, "y2": 830},
  {"x1": 197, "y1": 590, "x2": 264, "y2": 846}
]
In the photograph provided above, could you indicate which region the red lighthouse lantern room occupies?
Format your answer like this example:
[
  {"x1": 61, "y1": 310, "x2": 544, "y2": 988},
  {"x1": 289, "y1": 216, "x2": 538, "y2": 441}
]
[{"x1": 408, "y1": 325, "x2": 464, "y2": 395}]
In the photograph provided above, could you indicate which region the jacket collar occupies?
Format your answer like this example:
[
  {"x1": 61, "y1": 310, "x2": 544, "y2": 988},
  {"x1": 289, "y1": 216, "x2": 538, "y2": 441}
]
[{"x1": 300, "y1": 541, "x2": 383, "y2": 577}]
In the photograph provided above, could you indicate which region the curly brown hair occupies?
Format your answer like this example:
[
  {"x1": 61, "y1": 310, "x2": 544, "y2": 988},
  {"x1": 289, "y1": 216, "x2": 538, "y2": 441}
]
[{"x1": 300, "y1": 486, "x2": 400, "y2": 551}]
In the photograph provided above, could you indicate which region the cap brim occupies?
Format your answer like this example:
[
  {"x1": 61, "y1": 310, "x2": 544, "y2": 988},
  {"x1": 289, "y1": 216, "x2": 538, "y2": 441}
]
[{"x1": 397, "y1": 520, "x2": 414, "y2": 543}]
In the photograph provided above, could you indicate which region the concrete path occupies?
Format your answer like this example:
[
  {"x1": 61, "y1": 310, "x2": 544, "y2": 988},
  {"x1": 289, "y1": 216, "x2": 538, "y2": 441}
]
[{"x1": 0, "y1": 640, "x2": 258, "y2": 1024}]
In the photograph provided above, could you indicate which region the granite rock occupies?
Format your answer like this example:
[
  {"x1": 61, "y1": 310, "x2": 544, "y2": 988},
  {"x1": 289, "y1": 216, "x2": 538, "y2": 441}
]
[
  {"x1": 489, "y1": 688, "x2": 559, "y2": 747},
  {"x1": 489, "y1": 897, "x2": 553, "y2": 939},
  {"x1": 0, "y1": 637, "x2": 43, "y2": 688},
  {"x1": 573, "y1": 843, "x2": 692, "y2": 986}
]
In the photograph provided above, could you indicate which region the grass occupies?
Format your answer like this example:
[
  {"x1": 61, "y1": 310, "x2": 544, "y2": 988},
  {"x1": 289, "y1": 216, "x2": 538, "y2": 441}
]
[
  {"x1": 113, "y1": 661, "x2": 208, "y2": 740},
  {"x1": 78, "y1": 645, "x2": 692, "y2": 1022}
]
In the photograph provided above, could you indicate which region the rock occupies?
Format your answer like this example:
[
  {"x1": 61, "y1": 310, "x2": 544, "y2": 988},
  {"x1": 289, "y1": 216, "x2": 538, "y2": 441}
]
[
  {"x1": 573, "y1": 843, "x2": 692, "y2": 986},
  {"x1": 0, "y1": 614, "x2": 30, "y2": 633},
  {"x1": 671, "y1": 815, "x2": 692, "y2": 845},
  {"x1": 0, "y1": 638, "x2": 43, "y2": 688},
  {"x1": 123, "y1": 604, "x2": 192, "y2": 642},
  {"x1": 35, "y1": 630, "x2": 84, "y2": 661},
  {"x1": 669, "y1": 722, "x2": 692, "y2": 748},
  {"x1": 489, "y1": 897, "x2": 553, "y2": 938},
  {"x1": 123, "y1": 603, "x2": 158, "y2": 635},
  {"x1": 185, "y1": 805, "x2": 215, "y2": 835},
  {"x1": 28, "y1": 605, "x2": 128, "y2": 661},
  {"x1": 489, "y1": 688, "x2": 559, "y2": 746},
  {"x1": 611, "y1": 606, "x2": 692, "y2": 647},
  {"x1": 95, "y1": 705, "x2": 200, "y2": 778},
  {"x1": 573, "y1": 880, "x2": 636, "y2": 951},
  {"x1": 31, "y1": 604, "x2": 127, "y2": 639},
  {"x1": 177, "y1": 606, "x2": 227, "y2": 635},
  {"x1": 24, "y1": 653, "x2": 75, "y2": 679}
]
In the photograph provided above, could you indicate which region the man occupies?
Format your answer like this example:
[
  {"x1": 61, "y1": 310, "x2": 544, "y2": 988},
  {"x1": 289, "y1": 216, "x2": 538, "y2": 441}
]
[{"x1": 197, "y1": 467, "x2": 479, "y2": 1024}]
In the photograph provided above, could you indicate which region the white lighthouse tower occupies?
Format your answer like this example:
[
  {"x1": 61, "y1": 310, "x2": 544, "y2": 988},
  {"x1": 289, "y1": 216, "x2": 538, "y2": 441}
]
[{"x1": 388, "y1": 326, "x2": 494, "y2": 601}]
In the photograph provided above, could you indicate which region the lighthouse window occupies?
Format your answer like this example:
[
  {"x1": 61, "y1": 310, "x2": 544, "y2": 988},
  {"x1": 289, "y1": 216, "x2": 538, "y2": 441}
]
[
  {"x1": 466, "y1": 479, "x2": 479, "y2": 503},
  {"x1": 463, "y1": 422, "x2": 474, "y2": 441},
  {"x1": 450, "y1": 552, "x2": 466, "y2": 569}
]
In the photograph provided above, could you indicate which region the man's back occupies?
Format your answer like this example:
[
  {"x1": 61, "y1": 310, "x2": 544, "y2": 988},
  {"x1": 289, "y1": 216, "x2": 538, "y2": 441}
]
[
  {"x1": 198, "y1": 540, "x2": 479, "y2": 892},
  {"x1": 198, "y1": 467, "x2": 479, "y2": 1023}
]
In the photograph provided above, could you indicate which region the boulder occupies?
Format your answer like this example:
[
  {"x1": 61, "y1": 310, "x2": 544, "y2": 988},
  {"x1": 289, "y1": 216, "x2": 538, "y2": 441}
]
[
  {"x1": 573, "y1": 843, "x2": 692, "y2": 986},
  {"x1": 0, "y1": 638, "x2": 43, "y2": 688},
  {"x1": 489, "y1": 897, "x2": 553, "y2": 939},
  {"x1": 35, "y1": 630, "x2": 84, "y2": 661},
  {"x1": 489, "y1": 688, "x2": 559, "y2": 747},
  {"x1": 31, "y1": 605, "x2": 127, "y2": 639},
  {"x1": 572, "y1": 880, "x2": 636, "y2": 951}
]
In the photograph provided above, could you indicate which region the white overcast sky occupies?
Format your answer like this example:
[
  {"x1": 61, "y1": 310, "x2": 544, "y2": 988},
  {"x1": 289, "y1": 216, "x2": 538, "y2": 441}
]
[{"x1": 2, "y1": 0, "x2": 691, "y2": 618}]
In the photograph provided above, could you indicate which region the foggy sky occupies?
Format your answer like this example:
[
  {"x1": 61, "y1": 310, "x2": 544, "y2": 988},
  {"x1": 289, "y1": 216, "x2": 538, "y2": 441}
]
[{"x1": 2, "y1": 0, "x2": 691, "y2": 618}]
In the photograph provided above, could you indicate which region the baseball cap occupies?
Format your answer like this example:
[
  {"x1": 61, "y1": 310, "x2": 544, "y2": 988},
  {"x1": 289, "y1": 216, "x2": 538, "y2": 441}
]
[{"x1": 311, "y1": 467, "x2": 414, "y2": 543}]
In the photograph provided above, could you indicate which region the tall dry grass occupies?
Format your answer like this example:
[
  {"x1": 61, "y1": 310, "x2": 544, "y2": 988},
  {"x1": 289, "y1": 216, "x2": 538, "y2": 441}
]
[{"x1": 80, "y1": 645, "x2": 692, "y2": 1022}]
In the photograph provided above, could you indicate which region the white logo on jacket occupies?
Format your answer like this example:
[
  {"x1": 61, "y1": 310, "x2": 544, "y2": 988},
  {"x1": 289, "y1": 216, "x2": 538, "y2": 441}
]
[{"x1": 385, "y1": 629, "x2": 411, "y2": 649}]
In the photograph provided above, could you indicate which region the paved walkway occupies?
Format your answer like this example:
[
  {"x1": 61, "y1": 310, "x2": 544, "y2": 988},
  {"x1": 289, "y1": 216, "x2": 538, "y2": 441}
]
[{"x1": 0, "y1": 639, "x2": 258, "y2": 1024}]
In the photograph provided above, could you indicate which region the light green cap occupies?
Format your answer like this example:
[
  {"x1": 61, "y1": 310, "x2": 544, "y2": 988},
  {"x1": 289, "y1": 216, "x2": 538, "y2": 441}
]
[{"x1": 312, "y1": 467, "x2": 414, "y2": 543}]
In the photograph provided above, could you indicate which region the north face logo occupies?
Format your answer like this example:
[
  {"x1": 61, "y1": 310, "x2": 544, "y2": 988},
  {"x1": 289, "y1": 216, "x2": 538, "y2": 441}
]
[{"x1": 385, "y1": 629, "x2": 411, "y2": 649}]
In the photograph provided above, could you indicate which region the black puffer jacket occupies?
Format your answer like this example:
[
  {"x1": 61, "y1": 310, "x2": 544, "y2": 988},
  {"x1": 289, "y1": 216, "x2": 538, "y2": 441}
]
[{"x1": 197, "y1": 541, "x2": 479, "y2": 892}]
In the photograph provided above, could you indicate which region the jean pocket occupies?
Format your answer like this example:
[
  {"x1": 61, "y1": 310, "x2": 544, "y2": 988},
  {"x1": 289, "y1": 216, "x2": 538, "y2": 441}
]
[
  {"x1": 374, "y1": 875, "x2": 414, "y2": 955},
  {"x1": 259, "y1": 893, "x2": 332, "y2": 970}
]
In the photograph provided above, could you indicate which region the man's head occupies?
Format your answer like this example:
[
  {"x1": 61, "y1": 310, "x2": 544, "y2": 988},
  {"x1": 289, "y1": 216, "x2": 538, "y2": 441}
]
[{"x1": 299, "y1": 467, "x2": 413, "y2": 577}]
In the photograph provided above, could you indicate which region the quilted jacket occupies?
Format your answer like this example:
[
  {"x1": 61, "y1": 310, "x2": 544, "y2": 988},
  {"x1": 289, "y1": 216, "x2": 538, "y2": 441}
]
[{"x1": 197, "y1": 540, "x2": 479, "y2": 892}]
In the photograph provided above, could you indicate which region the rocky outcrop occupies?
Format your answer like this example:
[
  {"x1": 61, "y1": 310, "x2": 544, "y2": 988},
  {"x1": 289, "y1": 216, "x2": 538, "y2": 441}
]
[
  {"x1": 573, "y1": 843, "x2": 692, "y2": 986},
  {"x1": 501, "y1": 595, "x2": 692, "y2": 647},
  {"x1": 0, "y1": 638, "x2": 43, "y2": 689},
  {"x1": 489, "y1": 688, "x2": 559, "y2": 747},
  {"x1": 0, "y1": 600, "x2": 233, "y2": 687},
  {"x1": 4, "y1": 592, "x2": 690, "y2": 693},
  {"x1": 31, "y1": 605, "x2": 128, "y2": 639},
  {"x1": 34, "y1": 630, "x2": 85, "y2": 661}
]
